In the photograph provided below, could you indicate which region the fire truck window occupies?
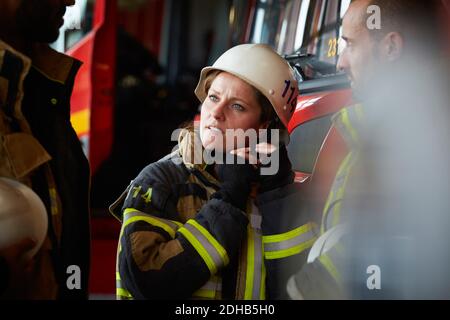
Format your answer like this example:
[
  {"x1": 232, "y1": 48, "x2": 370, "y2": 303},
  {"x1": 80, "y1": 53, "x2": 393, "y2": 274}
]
[
  {"x1": 250, "y1": 0, "x2": 306, "y2": 54},
  {"x1": 287, "y1": 114, "x2": 333, "y2": 174},
  {"x1": 287, "y1": 0, "x2": 350, "y2": 80},
  {"x1": 229, "y1": 0, "x2": 253, "y2": 47},
  {"x1": 314, "y1": 0, "x2": 340, "y2": 71},
  {"x1": 51, "y1": 0, "x2": 95, "y2": 53},
  {"x1": 294, "y1": 0, "x2": 311, "y2": 50}
]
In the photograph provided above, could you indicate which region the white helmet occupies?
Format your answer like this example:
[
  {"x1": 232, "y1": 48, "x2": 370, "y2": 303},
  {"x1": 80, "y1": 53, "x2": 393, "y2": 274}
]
[
  {"x1": 0, "y1": 177, "x2": 48, "y2": 259},
  {"x1": 195, "y1": 43, "x2": 299, "y2": 128}
]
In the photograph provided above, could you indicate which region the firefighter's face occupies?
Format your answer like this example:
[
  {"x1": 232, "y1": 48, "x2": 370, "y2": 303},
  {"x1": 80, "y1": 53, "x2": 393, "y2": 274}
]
[
  {"x1": 200, "y1": 72, "x2": 265, "y2": 152},
  {"x1": 13, "y1": 0, "x2": 75, "y2": 43},
  {"x1": 337, "y1": 0, "x2": 378, "y2": 94}
]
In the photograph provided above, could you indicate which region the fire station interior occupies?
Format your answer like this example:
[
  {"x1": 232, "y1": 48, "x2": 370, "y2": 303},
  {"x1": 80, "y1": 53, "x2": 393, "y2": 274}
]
[
  {"x1": 50, "y1": 0, "x2": 449, "y2": 299},
  {"x1": 48, "y1": 0, "x2": 356, "y2": 299}
]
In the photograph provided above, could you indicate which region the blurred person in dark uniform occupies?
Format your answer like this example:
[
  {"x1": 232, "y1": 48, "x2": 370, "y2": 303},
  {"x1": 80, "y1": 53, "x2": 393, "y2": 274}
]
[{"x1": 0, "y1": 0, "x2": 90, "y2": 299}]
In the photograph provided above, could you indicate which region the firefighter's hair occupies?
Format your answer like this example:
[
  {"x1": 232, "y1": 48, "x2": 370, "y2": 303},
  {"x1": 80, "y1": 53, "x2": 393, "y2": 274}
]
[{"x1": 366, "y1": 0, "x2": 443, "y2": 53}]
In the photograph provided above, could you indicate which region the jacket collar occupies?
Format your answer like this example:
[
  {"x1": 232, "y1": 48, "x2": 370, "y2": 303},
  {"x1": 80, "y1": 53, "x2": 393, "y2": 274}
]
[
  {"x1": 29, "y1": 43, "x2": 81, "y2": 85},
  {"x1": 177, "y1": 127, "x2": 220, "y2": 186},
  {"x1": 0, "y1": 39, "x2": 81, "y2": 86}
]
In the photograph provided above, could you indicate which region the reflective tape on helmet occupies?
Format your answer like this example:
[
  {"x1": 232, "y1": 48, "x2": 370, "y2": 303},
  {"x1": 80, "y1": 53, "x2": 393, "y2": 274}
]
[
  {"x1": 263, "y1": 222, "x2": 318, "y2": 260},
  {"x1": 178, "y1": 219, "x2": 229, "y2": 275}
]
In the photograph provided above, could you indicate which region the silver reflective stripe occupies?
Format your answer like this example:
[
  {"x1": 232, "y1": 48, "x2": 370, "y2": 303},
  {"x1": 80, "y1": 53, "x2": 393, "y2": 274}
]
[
  {"x1": 197, "y1": 276, "x2": 222, "y2": 292},
  {"x1": 124, "y1": 211, "x2": 181, "y2": 231},
  {"x1": 183, "y1": 223, "x2": 224, "y2": 269},
  {"x1": 250, "y1": 202, "x2": 262, "y2": 229},
  {"x1": 307, "y1": 224, "x2": 349, "y2": 263},
  {"x1": 192, "y1": 276, "x2": 222, "y2": 299},
  {"x1": 323, "y1": 243, "x2": 345, "y2": 271},
  {"x1": 318, "y1": 244, "x2": 346, "y2": 284},
  {"x1": 251, "y1": 228, "x2": 263, "y2": 299},
  {"x1": 264, "y1": 227, "x2": 317, "y2": 252},
  {"x1": 243, "y1": 202, "x2": 265, "y2": 300},
  {"x1": 199, "y1": 280, "x2": 218, "y2": 292}
]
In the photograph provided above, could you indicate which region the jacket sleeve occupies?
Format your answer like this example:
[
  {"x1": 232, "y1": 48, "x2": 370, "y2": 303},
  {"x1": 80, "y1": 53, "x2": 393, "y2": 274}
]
[
  {"x1": 290, "y1": 237, "x2": 348, "y2": 300},
  {"x1": 257, "y1": 183, "x2": 319, "y2": 299},
  {"x1": 0, "y1": 256, "x2": 9, "y2": 295},
  {"x1": 117, "y1": 165, "x2": 248, "y2": 299}
]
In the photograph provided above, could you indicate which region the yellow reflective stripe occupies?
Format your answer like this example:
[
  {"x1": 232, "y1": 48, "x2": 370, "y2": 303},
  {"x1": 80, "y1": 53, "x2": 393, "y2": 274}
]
[
  {"x1": 260, "y1": 256, "x2": 266, "y2": 300},
  {"x1": 321, "y1": 153, "x2": 352, "y2": 234},
  {"x1": 336, "y1": 152, "x2": 352, "y2": 176},
  {"x1": 187, "y1": 220, "x2": 229, "y2": 265},
  {"x1": 178, "y1": 227, "x2": 218, "y2": 274},
  {"x1": 193, "y1": 275, "x2": 222, "y2": 299},
  {"x1": 116, "y1": 271, "x2": 133, "y2": 299},
  {"x1": 332, "y1": 189, "x2": 346, "y2": 227},
  {"x1": 321, "y1": 189, "x2": 335, "y2": 234},
  {"x1": 192, "y1": 289, "x2": 216, "y2": 299},
  {"x1": 318, "y1": 253, "x2": 342, "y2": 284},
  {"x1": 124, "y1": 215, "x2": 176, "y2": 238},
  {"x1": 335, "y1": 242, "x2": 345, "y2": 254},
  {"x1": 355, "y1": 104, "x2": 364, "y2": 120},
  {"x1": 240, "y1": 203, "x2": 265, "y2": 300},
  {"x1": 341, "y1": 108, "x2": 358, "y2": 144},
  {"x1": 331, "y1": 154, "x2": 354, "y2": 228},
  {"x1": 116, "y1": 288, "x2": 132, "y2": 299},
  {"x1": 264, "y1": 237, "x2": 317, "y2": 260},
  {"x1": 263, "y1": 222, "x2": 315, "y2": 243},
  {"x1": 49, "y1": 188, "x2": 58, "y2": 216},
  {"x1": 123, "y1": 208, "x2": 183, "y2": 228},
  {"x1": 123, "y1": 208, "x2": 182, "y2": 238},
  {"x1": 262, "y1": 223, "x2": 318, "y2": 259},
  {"x1": 244, "y1": 225, "x2": 255, "y2": 300}
]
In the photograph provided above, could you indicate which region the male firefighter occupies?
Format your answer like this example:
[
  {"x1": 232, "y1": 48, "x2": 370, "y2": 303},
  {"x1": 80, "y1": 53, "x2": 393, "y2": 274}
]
[
  {"x1": 0, "y1": 0, "x2": 91, "y2": 299},
  {"x1": 288, "y1": 0, "x2": 448, "y2": 299}
]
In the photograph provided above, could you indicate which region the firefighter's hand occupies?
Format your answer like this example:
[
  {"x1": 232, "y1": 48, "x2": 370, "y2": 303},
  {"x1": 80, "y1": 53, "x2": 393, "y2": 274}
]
[
  {"x1": 230, "y1": 143, "x2": 294, "y2": 193},
  {"x1": 214, "y1": 156, "x2": 259, "y2": 210},
  {"x1": 229, "y1": 142, "x2": 277, "y2": 167},
  {"x1": 258, "y1": 144, "x2": 294, "y2": 193}
]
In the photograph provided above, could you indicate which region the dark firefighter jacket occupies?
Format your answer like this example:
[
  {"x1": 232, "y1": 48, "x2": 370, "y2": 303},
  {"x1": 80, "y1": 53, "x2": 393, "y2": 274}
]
[
  {"x1": 292, "y1": 104, "x2": 364, "y2": 299},
  {"x1": 0, "y1": 40, "x2": 90, "y2": 299},
  {"x1": 110, "y1": 128, "x2": 318, "y2": 300}
]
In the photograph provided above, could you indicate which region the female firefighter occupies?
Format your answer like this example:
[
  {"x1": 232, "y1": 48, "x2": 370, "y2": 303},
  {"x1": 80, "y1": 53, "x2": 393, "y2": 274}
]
[{"x1": 110, "y1": 44, "x2": 317, "y2": 299}]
